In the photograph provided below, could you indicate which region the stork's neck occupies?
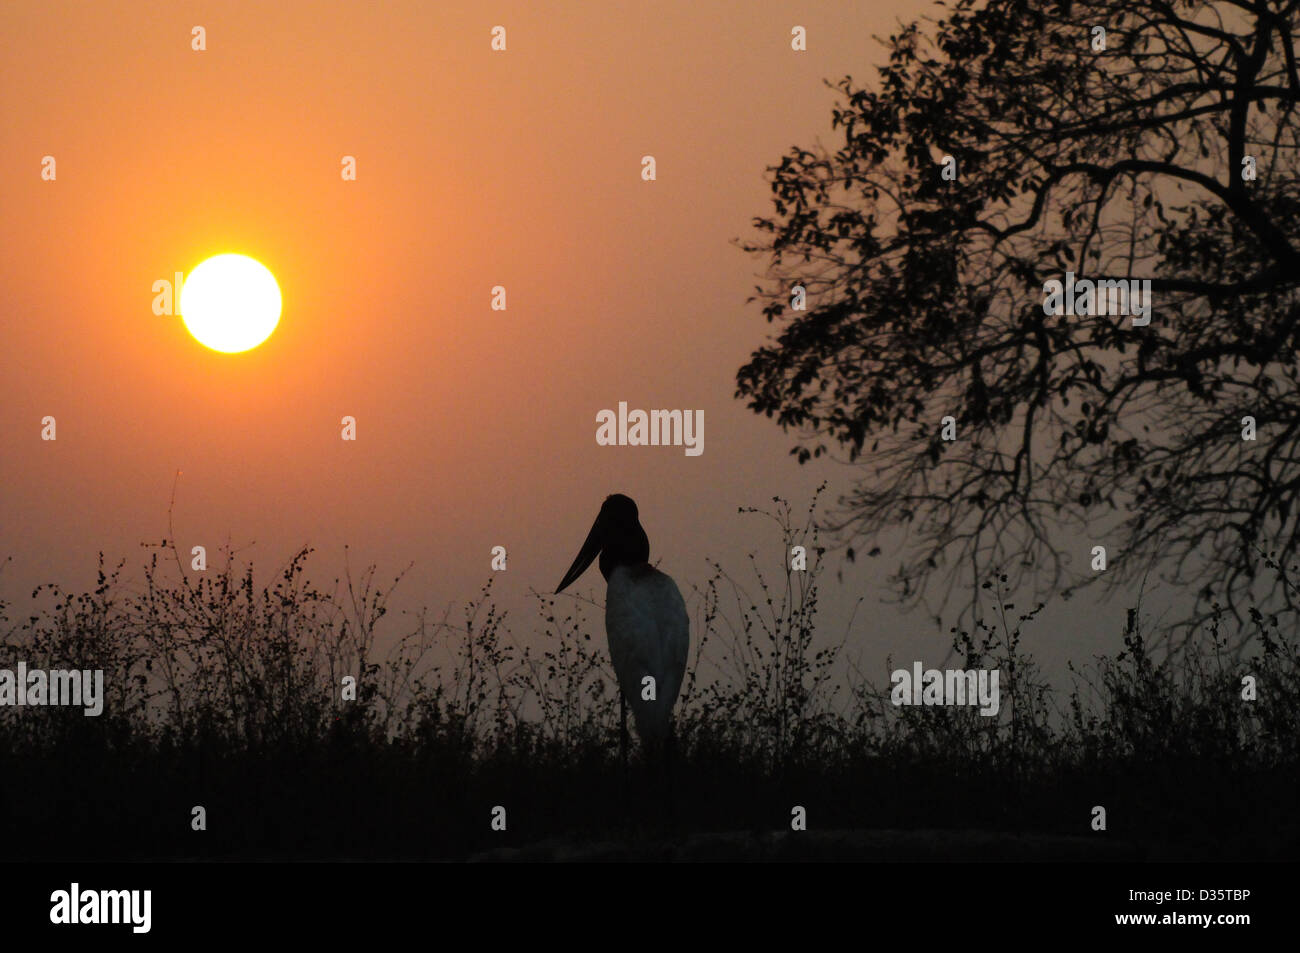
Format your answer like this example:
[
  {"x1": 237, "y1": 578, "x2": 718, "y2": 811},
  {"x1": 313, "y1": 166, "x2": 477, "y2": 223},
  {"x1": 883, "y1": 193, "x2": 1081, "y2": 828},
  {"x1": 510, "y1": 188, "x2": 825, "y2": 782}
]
[{"x1": 599, "y1": 524, "x2": 650, "y2": 581}]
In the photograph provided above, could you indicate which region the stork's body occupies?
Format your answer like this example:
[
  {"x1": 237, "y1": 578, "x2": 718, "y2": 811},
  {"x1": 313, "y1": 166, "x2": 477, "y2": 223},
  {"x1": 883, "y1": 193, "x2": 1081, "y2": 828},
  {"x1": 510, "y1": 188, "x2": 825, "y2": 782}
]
[
  {"x1": 556, "y1": 495, "x2": 689, "y2": 753},
  {"x1": 605, "y1": 562, "x2": 688, "y2": 743}
]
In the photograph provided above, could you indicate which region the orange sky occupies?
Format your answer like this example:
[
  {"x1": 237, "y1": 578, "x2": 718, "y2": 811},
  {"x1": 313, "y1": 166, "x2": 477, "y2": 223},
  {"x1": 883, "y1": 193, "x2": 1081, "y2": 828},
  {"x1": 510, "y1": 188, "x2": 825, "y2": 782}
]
[{"x1": 0, "y1": 0, "x2": 1125, "y2": 686}]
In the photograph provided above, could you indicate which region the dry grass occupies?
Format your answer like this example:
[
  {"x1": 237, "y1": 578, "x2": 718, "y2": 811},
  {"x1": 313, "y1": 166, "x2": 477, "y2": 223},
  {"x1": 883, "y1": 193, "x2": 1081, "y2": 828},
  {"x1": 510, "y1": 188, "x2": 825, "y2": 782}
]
[{"x1": 0, "y1": 492, "x2": 1296, "y2": 860}]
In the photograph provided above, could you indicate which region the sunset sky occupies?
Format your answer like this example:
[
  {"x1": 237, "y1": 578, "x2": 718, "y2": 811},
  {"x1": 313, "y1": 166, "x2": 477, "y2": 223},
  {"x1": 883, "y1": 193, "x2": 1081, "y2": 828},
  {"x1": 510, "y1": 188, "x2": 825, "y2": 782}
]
[{"x1": 0, "y1": 0, "x2": 1134, "y2": 689}]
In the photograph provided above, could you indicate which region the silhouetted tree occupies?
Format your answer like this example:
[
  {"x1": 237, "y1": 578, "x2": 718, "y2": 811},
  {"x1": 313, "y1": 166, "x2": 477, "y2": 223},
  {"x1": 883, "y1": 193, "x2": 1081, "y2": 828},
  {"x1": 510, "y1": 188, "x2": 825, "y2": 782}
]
[{"x1": 738, "y1": 0, "x2": 1300, "y2": 637}]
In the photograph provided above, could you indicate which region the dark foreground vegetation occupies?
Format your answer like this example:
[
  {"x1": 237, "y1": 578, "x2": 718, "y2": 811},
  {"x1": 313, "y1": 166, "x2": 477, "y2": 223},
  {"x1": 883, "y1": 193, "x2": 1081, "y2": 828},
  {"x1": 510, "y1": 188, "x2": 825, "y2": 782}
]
[{"x1": 1, "y1": 497, "x2": 1296, "y2": 861}]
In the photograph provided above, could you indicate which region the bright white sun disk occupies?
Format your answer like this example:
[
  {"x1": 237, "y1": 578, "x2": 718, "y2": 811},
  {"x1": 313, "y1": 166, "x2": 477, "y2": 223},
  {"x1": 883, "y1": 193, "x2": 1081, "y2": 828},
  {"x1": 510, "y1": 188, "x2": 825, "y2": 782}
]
[{"x1": 180, "y1": 254, "x2": 281, "y2": 353}]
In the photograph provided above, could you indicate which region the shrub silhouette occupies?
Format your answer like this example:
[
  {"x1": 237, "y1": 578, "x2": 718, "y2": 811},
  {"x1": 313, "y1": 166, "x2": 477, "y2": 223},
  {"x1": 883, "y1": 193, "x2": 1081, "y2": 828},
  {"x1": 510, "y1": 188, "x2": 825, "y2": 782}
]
[{"x1": 0, "y1": 495, "x2": 1295, "y2": 860}]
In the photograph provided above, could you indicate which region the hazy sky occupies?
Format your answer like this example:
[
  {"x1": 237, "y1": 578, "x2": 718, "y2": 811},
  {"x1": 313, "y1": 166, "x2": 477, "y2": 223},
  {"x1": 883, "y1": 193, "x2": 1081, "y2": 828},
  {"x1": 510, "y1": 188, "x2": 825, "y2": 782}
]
[{"x1": 0, "y1": 0, "x2": 1134, "y2": 693}]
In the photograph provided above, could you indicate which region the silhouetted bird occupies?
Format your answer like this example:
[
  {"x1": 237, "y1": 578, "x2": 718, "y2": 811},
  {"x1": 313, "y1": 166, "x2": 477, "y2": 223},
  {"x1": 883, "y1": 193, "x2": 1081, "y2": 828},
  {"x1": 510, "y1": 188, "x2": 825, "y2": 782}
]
[{"x1": 556, "y1": 494, "x2": 689, "y2": 769}]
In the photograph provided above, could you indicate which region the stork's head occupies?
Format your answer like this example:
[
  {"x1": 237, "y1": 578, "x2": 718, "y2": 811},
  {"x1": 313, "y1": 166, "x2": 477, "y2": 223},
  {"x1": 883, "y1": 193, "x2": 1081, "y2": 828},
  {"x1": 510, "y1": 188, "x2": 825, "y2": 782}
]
[{"x1": 555, "y1": 494, "x2": 650, "y2": 592}]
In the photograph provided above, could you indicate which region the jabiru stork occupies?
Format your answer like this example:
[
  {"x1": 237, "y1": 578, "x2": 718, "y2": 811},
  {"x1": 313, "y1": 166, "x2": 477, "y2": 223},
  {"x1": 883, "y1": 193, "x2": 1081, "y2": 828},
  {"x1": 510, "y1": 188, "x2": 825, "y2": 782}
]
[{"x1": 555, "y1": 494, "x2": 689, "y2": 767}]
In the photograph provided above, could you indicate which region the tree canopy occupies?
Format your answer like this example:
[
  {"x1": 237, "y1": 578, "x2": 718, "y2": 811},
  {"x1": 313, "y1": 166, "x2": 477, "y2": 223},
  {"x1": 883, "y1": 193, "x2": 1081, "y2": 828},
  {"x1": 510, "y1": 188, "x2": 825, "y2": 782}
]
[{"x1": 738, "y1": 0, "x2": 1300, "y2": 632}]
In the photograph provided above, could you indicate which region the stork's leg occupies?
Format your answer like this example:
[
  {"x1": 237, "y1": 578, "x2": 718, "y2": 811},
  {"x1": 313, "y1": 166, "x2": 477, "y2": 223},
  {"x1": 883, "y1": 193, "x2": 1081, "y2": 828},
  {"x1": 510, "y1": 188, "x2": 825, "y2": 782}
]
[
  {"x1": 662, "y1": 720, "x2": 677, "y2": 824},
  {"x1": 666, "y1": 720, "x2": 675, "y2": 787},
  {"x1": 619, "y1": 689, "x2": 629, "y2": 773}
]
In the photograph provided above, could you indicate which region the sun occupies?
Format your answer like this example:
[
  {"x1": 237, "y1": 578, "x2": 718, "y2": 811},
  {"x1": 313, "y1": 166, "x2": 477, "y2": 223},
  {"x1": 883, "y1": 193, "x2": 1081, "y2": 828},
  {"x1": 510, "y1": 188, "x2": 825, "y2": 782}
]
[{"x1": 180, "y1": 254, "x2": 282, "y2": 353}]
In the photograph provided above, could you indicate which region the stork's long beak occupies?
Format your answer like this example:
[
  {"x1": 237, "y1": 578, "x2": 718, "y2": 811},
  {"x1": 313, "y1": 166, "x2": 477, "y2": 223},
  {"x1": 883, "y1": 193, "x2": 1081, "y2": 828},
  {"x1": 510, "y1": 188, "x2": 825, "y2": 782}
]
[{"x1": 555, "y1": 512, "x2": 604, "y2": 593}]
